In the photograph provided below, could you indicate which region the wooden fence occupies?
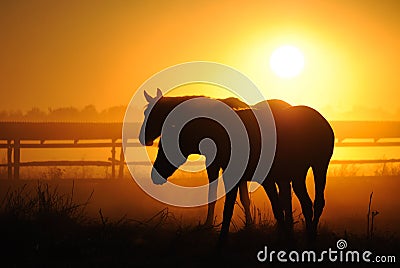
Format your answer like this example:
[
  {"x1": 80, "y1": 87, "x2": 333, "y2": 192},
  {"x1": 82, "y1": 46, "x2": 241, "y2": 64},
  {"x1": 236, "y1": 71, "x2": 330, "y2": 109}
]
[
  {"x1": 0, "y1": 121, "x2": 399, "y2": 179},
  {"x1": 0, "y1": 122, "x2": 140, "y2": 179}
]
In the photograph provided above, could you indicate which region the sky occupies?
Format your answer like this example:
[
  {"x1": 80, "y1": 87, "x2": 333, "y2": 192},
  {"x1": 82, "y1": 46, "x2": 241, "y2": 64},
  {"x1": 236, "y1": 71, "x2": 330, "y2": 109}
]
[{"x1": 1, "y1": 0, "x2": 400, "y2": 120}]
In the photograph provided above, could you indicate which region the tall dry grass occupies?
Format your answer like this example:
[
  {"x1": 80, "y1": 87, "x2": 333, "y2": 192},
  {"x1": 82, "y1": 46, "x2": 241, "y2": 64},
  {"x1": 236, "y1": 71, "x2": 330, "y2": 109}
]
[{"x1": 0, "y1": 180, "x2": 398, "y2": 267}]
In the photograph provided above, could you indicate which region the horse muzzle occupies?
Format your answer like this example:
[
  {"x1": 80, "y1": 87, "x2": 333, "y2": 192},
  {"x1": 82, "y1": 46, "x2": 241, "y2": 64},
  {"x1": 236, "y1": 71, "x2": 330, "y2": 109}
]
[
  {"x1": 151, "y1": 168, "x2": 167, "y2": 185},
  {"x1": 139, "y1": 131, "x2": 154, "y2": 146},
  {"x1": 145, "y1": 140, "x2": 154, "y2": 146}
]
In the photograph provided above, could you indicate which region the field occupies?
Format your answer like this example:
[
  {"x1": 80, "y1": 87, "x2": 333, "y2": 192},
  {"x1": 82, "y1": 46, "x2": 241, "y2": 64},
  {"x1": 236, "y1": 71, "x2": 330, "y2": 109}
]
[{"x1": 0, "y1": 172, "x2": 399, "y2": 267}]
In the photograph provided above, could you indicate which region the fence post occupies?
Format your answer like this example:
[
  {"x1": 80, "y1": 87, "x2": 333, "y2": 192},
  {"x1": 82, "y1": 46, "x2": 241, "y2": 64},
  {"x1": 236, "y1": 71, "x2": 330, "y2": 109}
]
[
  {"x1": 7, "y1": 140, "x2": 12, "y2": 179},
  {"x1": 118, "y1": 142, "x2": 125, "y2": 179},
  {"x1": 13, "y1": 139, "x2": 20, "y2": 179},
  {"x1": 111, "y1": 139, "x2": 116, "y2": 179}
]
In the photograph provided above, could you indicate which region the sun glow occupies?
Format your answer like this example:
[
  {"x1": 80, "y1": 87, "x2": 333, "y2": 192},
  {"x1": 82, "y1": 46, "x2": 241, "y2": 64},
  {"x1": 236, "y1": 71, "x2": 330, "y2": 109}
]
[{"x1": 270, "y1": 45, "x2": 305, "y2": 79}]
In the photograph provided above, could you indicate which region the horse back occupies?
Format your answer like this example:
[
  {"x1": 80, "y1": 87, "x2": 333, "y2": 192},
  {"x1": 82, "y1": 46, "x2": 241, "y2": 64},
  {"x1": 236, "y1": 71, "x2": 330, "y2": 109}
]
[{"x1": 275, "y1": 105, "x2": 335, "y2": 165}]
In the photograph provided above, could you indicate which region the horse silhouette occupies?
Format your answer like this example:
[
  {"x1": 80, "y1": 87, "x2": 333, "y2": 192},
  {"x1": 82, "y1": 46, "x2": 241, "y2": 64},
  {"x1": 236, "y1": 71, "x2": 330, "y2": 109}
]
[
  {"x1": 139, "y1": 90, "x2": 293, "y2": 227},
  {"x1": 139, "y1": 89, "x2": 253, "y2": 227},
  {"x1": 140, "y1": 90, "x2": 334, "y2": 245}
]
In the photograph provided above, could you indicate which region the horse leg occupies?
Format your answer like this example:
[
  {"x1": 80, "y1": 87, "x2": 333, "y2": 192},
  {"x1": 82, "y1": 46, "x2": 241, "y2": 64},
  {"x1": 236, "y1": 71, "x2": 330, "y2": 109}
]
[
  {"x1": 205, "y1": 184, "x2": 217, "y2": 227},
  {"x1": 205, "y1": 165, "x2": 219, "y2": 227},
  {"x1": 238, "y1": 181, "x2": 252, "y2": 226},
  {"x1": 218, "y1": 184, "x2": 239, "y2": 247},
  {"x1": 277, "y1": 180, "x2": 293, "y2": 230},
  {"x1": 262, "y1": 180, "x2": 284, "y2": 229},
  {"x1": 292, "y1": 169, "x2": 313, "y2": 238},
  {"x1": 311, "y1": 161, "x2": 328, "y2": 237}
]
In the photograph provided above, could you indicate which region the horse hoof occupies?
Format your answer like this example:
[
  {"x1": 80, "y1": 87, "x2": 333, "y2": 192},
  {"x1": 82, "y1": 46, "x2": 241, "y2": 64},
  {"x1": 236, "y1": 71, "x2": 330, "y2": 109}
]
[
  {"x1": 306, "y1": 228, "x2": 317, "y2": 243},
  {"x1": 244, "y1": 220, "x2": 255, "y2": 229},
  {"x1": 198, "y1": 222, "x2": 215, "y2": 230}
]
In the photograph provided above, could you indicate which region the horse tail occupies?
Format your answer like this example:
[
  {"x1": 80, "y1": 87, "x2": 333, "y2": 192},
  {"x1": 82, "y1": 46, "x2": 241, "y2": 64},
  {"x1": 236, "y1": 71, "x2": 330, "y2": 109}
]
[
  {"x1": 311, "y1": 159, "x2": 329, "y2": 220},
  {"x1": 311, "y1": 126, "x2": 334, "y2": 224}
]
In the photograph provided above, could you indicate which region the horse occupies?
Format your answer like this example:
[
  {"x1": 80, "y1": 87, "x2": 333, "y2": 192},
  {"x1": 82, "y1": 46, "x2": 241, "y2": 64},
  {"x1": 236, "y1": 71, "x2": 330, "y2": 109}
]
[
  {"x1": 148, "y1": 93, "x2": 334, "y2": 245},
  {"x1": 140, "y1": 90, "x2": 295, "y2": 226},
  {"x1": 140, "y1": 90, "x2": 296, "y2": 228},
  {"x1": 139, "y1": 89, "x2": 253, "y2": 227}
]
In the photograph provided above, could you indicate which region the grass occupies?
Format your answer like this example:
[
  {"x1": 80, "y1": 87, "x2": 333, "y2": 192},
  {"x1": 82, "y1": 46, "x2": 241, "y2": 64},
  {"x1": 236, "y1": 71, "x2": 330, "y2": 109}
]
[
  {"x1": 328, "y1": 164, "x2": 361, "y2": 177},
  {"x1": 374, "y1": 162, "x2": 400, "y2": 176},
  {"x1": 0, "y1": 181, "x2": 92, "y2": 222},
  {"x1": 0, "y1": 164, "x2": 114, "y2": 180},
  {"x1": 1, "y1": 161, "x2": 400, "y2": 181},
  {"x1": 328, "y1": 163, "x2": 400, "y2": 177},
  {"x1": 0, "y1": 182, "x2": 399, "y2": 267}
]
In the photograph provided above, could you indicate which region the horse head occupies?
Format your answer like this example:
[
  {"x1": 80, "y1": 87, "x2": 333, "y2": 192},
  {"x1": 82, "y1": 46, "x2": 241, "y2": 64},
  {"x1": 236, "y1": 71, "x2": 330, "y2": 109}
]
[
  {"x1": 139, "y1": 88, "x2": 163, "y2": 146},
  {"x1": 151, "y1": 141, "x2": 186, "y2": 185}
]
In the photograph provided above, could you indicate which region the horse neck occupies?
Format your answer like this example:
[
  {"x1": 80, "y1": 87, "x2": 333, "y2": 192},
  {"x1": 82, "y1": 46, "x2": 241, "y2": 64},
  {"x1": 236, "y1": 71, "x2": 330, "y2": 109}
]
[
  {"x1": 158, "y1": 96, "x2": 204, "y2": 115},
  {"x1": 157, "y1": 96, "x2": 246, "y2": 154},
  {"x1": 158, "y1": 95, "x2": 248, "y2": 116}
]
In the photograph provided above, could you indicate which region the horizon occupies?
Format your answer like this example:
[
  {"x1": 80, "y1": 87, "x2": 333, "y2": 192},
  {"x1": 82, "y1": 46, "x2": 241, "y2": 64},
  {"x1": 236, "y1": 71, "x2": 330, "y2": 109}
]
[{"x1": 1, "y1": 102, "x2": 400, "y2": 122}]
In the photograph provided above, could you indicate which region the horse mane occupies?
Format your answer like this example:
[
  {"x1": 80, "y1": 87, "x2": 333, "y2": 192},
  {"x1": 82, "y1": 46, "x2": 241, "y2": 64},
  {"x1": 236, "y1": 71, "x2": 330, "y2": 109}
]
[
  {"x1": 159, "y1": 95, "x2": 249, "y2": 112},
  {"x1": 219, "y1": 97, "x2": 250, "y2": 110},
  {"x1": 153, "y1": 96, "x2": 293, "y2": 122}
]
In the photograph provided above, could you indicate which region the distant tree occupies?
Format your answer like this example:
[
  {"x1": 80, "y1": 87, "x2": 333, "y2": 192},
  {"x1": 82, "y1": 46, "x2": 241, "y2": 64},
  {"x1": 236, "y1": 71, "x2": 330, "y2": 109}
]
[
  {"x1": 48, "y1": 107, "x2": 80, "y2": 121},
  {"x1": 0, "y1": 104, "x2": 142, "y2": 122},
  {"x1": 8, "y1": 110, "x2": 24, "y2": 121},
  {"x1": 0, "y1": 110, "x2": 8, "y2": 121},
  {"x1": 81, "y1": 105, "x2": 99, "y2": 121},
  {"x1": 100, "y1": 106, "x2": 126, "y2": 122},
  {"x1": 25, "y1": 107, "x2": 47, "y2": 121}
]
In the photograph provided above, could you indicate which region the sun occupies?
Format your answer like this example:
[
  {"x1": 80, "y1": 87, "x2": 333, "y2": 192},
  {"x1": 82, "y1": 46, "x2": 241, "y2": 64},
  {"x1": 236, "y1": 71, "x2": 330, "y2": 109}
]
[{"x1": 270, "y1": 45, "x2": 305, "y2": 79}]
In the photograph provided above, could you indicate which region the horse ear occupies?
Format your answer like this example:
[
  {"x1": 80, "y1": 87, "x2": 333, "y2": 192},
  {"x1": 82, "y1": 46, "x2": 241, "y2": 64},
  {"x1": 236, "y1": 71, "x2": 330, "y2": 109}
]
[
  {"x1": 144, "y1": 90, "x2": 154, "y2": 103},
  {"x1": 156, "y1": 88, "x2": 163, "y2": 98}
]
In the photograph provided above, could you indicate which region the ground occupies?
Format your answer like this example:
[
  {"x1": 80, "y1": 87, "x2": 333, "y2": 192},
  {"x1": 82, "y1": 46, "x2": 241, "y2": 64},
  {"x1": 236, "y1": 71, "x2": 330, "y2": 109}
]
[{"x1": 0, "y1": 180, "x2": 399, "y2": 267}]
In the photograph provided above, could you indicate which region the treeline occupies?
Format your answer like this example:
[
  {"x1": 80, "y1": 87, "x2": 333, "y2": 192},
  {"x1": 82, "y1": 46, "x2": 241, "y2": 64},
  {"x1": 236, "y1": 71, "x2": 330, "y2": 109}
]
[
  {"x1": 1, "y1": 104, "x2": 399, "y2": 122},
  {"x1": 0, "y1": 105, "x2": 130, "y2": 122}
]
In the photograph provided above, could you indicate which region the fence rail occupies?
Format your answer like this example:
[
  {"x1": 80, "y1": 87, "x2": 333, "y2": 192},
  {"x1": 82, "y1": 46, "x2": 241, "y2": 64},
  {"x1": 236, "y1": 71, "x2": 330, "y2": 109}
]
[
  {"x1": 0, "y1": 122, "x2": 140, "y2": 179},
  {"x1": 1, "y1": 121, "x2": 399, "y2": 179}
]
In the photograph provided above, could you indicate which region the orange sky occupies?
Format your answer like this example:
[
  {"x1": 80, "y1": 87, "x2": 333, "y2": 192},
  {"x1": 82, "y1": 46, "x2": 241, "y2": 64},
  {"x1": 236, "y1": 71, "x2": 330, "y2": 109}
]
[{"x1": 1, "y1": 0, "x2": 400, "y2": 120}]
